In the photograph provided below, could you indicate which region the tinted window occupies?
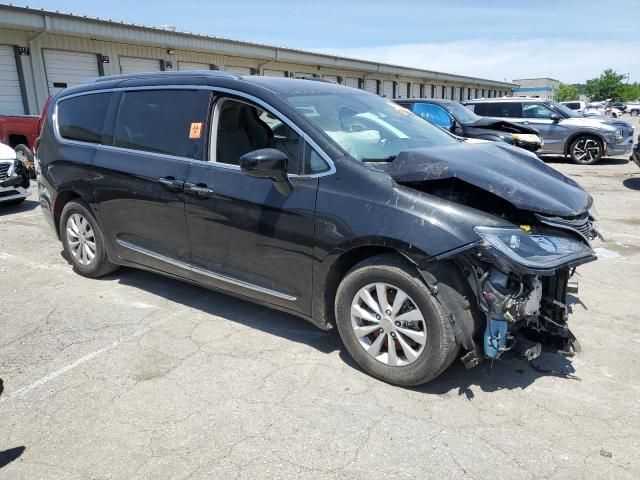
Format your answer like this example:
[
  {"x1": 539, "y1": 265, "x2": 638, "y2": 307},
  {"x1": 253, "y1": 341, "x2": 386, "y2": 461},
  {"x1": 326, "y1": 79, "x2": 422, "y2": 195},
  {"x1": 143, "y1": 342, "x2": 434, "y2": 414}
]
[
  {"x1": 564, "y1": 102, "x2": 579, "y2": 110},
  {"x1": 57, "y1": 93, "x2": 111, "y2": 144},
  {"x1": 522, "y1": 103, "x2": 555, "y2": 119},
  {"x1": 412, "y1": 103, "x2": 453, "y2": 129},
  {"x1": 304, "y1": 145, "x2": 330, "y2": 174},
  {"x1": 113, "y1": 90, "x2": 205, "y2": 159},
  {"x1": 472, "y1": 102, "x2": 523, "y2": 118}
]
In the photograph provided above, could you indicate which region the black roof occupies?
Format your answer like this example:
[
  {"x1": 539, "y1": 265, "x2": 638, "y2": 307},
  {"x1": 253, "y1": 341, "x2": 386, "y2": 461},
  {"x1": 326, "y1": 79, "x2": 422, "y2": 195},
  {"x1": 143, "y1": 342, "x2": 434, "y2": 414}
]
[{"x1": 61, "y1": 70, "x2": 357, "y2": 98}]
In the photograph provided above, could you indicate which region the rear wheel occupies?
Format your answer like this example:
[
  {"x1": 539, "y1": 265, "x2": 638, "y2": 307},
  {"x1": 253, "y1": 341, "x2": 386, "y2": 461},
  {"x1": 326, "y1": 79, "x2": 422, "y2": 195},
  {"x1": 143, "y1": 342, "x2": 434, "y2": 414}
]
[
  {"x1": 335, "y1": 254, "x2": 458, "y2": 386},
  {"x1": 631, "y1": 109, "x2": 639, "y2": 117},
  {"x1": 569, "y1": 136, "x2": 603, "y2": 165},
  {"x1": 60, "y1": 200, "x2": 118, "y2": 278}
]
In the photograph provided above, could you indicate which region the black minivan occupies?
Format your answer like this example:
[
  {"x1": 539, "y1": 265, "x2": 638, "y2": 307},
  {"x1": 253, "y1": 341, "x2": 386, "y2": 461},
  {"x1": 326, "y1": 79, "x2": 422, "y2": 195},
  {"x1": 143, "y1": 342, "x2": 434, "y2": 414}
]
[{"x1": 37, "y1": 71, "x2": 598, "y2": 386}]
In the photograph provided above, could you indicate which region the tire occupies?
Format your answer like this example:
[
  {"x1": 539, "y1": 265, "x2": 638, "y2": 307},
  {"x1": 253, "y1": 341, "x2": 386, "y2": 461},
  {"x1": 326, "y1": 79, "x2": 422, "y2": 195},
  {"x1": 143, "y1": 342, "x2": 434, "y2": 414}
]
[
  {"x1": 60, "y1": 200, "x2": 118, "y2": 278},
  {"x1": 335, "y1": 254, "x2": 458, "y2": 386},
  {"x1": 569, "y1": 135, "x2": 603, "y2": 165},
  {"x1": 14, "y1": 144, "x2": 35, "y2": 179},
  {"x1": 632, "y1": 110, "x2": 639, "y2": 117}
]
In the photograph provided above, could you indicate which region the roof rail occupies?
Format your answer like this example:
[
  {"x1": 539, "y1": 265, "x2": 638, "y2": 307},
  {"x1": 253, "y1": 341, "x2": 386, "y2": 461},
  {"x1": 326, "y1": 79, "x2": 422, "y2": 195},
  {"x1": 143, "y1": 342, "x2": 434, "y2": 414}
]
[{"x1": 86, "y1": 70, "x2": 242, "y2": 84}]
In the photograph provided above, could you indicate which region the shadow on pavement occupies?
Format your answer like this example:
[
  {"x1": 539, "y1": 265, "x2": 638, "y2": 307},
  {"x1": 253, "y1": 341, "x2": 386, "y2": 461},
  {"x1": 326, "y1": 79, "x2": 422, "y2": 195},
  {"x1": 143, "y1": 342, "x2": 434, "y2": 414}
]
[
  {"x1": 0, "y1": 199, "x2": 39, "y2": 216},
  {"x1": 112, "y1": 267, "x2": 341, "y2": 355},
  {"x1": 0, "y1": 446, "x2": 25, "y2": 469},
  {"x1": 623, "y1": 177, "x2": 640, "y2": 191},
  {"x1": 96, "y1": 267, "x2": 578, "y2": 394}
]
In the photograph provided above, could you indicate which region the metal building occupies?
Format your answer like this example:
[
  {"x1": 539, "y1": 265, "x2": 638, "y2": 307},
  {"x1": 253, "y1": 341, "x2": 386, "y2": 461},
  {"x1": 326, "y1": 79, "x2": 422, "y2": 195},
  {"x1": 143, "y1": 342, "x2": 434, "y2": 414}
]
[
  {"x1": 0, "y1": 4, "x2": 516, "y2": 115},
  {"x1": 512, "y1": 78, "x2": 560, "y2": 100}
]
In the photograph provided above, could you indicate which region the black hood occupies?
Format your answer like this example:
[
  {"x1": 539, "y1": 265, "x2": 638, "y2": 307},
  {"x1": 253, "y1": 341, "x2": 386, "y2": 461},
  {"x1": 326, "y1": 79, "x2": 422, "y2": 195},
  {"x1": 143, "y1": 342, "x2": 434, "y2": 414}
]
[
  {"x1": 467, "y1": 117, "x2": 539, "y2": 135},
  {"x1": 381, "y1": 142, "x2": 591, "y2": 217}
]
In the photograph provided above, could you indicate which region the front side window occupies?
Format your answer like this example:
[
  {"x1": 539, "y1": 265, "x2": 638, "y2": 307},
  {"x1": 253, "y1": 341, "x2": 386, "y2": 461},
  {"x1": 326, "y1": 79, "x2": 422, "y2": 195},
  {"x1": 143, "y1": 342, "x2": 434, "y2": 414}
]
[
  {"x1": 57, "y1": 93, "x2": 111, "y2": 143},
  {"x1": 412, "y1": 103, "x2": 453, "y2": 129},
  {"x1": 113, "y1": 90, "x2": 206, "y2": 159},
  {"x1": 213, "y1": 98, "x2": 307, "y2": 174},
  {"x1": 284, "y1": 91, "x2": 458, "y2": 162},
  {"x1": 522, "y1": 103, "x2": 555, "y2": 119}
]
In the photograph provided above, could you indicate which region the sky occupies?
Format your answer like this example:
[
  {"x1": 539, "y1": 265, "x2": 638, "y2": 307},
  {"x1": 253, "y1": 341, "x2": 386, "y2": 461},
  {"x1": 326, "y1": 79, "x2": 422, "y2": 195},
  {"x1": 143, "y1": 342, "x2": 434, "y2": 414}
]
[{"x1": 14, "y1": 0, "x2": 640, "y2": 83}]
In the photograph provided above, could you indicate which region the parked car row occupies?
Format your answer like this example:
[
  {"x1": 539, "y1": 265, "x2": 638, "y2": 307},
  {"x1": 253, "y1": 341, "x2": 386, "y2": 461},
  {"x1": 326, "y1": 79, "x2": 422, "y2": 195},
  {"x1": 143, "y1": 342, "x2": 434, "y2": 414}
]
[
  {"x1": 34, "y1": 71, "x2": 601, "y2": 386},
  {"x1": 0, "y1": 141, "x2": 31, "y2": 205}
]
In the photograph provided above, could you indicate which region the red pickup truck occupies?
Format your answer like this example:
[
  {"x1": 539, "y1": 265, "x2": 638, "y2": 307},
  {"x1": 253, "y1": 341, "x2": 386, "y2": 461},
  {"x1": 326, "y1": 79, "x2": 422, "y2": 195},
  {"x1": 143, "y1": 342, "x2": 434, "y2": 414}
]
[{"x1": 0, "y1": 98, "x2": 50, "y2": 177}]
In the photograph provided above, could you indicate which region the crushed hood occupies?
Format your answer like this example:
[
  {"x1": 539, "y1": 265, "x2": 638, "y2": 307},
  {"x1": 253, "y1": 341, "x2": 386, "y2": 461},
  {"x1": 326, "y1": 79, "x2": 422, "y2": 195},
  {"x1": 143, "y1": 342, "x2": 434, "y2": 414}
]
[{"x1": 381, "y1": 142, "x2": 591, "y2": 217}]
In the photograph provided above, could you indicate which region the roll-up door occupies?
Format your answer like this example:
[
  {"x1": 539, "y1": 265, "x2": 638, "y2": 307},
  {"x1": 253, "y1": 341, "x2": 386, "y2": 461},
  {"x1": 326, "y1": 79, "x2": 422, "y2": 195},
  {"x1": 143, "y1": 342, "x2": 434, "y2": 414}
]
[
  {"x1": 0, "y1": 45, "x2": 25, "y2": 115},
  {"x1": 225, "y1": 66, "x2": 252, "y2": 75},
  {"x1": 178, "y1": 61, "x2": 211, "y2": 71},
  {"x1": 410, "y1": 83, "x2": 421, "y2": 98},
  {"x1": 294, "y1": 72, "x2": 315, "y2": 79},
  {"x1": 43, "y1": 49, "x2": 100, "y2": 95},
  {"x1": 263, "y1": 69, "x2": 286, "y2": 77},
  {"x1": 382, "y1": 81, "x2": 394, "y2": 98},
  {"x1": 322, "y1": 75, "x2": 338, "y2": 83},
  {"x1": 396, "y1": 82, "x2": 408, "y2": 99},
  {"x1": 345, "y1": 77, "x2": 359, "y2": 89},
  {"x1": 364, "y1": 79, "x2": 378, "y2": 94},
  {"x1": 119, "y1": 56, "x2": 162, "y2": 74}
]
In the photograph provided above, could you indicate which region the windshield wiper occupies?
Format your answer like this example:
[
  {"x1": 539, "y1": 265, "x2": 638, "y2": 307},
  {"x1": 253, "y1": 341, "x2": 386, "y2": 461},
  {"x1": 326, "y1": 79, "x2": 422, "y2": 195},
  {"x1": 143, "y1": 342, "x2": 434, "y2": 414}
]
[{"x1": 361, "y1": 155, "x2": 397, "y2": 163}]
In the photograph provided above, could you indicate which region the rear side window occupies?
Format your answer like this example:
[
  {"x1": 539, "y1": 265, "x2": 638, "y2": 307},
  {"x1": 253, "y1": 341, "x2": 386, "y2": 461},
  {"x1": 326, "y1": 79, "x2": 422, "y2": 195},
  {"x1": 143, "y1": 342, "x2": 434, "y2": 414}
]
[
  {"x1": 472, "y1": 102, "x2": 522, "y2": 118},
  {"x1": 57, "y1": 93, "x2": 111, "y2": 143},
  {"x1": 113, "y1": 90, "x2": 206, "y2": 159}
]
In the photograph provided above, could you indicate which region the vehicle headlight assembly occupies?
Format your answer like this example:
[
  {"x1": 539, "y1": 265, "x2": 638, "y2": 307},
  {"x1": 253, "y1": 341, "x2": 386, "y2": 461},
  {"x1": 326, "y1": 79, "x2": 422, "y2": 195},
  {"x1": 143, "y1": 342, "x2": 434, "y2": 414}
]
[
  {"x1": 615, "y1": 128, "x2": 623, "y2": 141},
  {"x1": 474, "y1": 226, "x2": 595, "y2": 269}
]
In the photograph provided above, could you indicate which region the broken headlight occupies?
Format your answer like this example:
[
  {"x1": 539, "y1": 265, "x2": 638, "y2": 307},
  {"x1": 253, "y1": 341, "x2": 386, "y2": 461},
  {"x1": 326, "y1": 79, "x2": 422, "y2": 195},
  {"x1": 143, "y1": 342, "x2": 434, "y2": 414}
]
[{"x1": 474, "y1": 226, "x2": 595, "y2": 269}]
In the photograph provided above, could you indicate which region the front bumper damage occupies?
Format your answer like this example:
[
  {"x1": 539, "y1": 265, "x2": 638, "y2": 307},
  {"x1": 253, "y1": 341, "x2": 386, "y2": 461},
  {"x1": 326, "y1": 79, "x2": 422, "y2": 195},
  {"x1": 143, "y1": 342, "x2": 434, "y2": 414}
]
[{"x1": 429, "y1": 224, "x2": 598, "y2": 368}]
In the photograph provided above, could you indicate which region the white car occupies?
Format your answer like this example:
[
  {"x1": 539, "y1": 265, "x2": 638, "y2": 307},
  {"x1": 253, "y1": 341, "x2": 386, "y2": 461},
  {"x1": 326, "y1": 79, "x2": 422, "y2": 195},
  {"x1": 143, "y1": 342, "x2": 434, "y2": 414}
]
[
  {"x1": 561, "y1": 100, "x2": 587, "y2": 114},
  {"x1": 0, "y1": 142, "x2": 31, "y2": 205}
]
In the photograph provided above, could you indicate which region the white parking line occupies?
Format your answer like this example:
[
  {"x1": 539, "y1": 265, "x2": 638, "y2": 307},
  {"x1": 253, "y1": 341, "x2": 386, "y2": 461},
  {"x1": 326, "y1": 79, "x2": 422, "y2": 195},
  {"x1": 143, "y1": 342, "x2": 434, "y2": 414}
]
[{"x1": 0, "y1": 313, "x2": 178, "y2": 403}]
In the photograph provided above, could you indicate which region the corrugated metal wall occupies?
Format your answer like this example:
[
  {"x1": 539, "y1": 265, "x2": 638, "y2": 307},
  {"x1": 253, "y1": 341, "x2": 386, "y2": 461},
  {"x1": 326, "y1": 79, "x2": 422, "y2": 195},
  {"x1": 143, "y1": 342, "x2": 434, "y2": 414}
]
[{"x1": 0, "y1": 27, "x2": 513, "y2": 114}]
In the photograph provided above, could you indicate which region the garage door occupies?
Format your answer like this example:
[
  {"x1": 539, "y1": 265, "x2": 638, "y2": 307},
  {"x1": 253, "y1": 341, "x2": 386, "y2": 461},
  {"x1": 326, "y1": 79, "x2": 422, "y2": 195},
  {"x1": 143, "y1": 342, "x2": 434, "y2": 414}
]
[
  {"x1": 364, "y1": 79, "x2": 377, "y2": 94},
  {"x1": 396, "y1": 82, "x2": 408, "y2": 99},
  {"x1": 225, "y1": 66, "x2": 252, "y2": 75},
  {"x1": 43, "y1": 49, "x2": 100, "y2": 95},
  {"x1": 410, "y1": 83, "x2": 421, "y2": 98},
  {"x1": 0, "y1": 45, "x2": 24, "y2": 115},
  {"x1": 345, "y1": 77, "x2": 359, "y2": 89},
  {"x1": 382, "y1": 81, "x2": 394, "y2": 98},
  {"x1": 322, "y1": 75, "x2": 338, "y2": 83},
  {"x1": 119, "y1": 56, "x2": 161, "y2": 74},
  {"x1": 178, "y1": 61, "x2": 211, "y2": 71},
  {"x1": 263, "y1": 69, "x2": 286, "y2": 77}
]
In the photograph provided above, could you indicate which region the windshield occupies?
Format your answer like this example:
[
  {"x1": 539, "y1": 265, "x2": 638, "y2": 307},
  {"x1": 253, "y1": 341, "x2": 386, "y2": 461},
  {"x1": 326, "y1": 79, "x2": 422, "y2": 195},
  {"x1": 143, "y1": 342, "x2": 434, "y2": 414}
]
[
  {"x1": 284, "y1": 91, "x2": 459, "y2": 161},
  {"x1": 444, "y1": 102, "x2": 480, "y2": 123},
  {"x1": 548, "y1": 100, "x2": 580, "y2": 118}
]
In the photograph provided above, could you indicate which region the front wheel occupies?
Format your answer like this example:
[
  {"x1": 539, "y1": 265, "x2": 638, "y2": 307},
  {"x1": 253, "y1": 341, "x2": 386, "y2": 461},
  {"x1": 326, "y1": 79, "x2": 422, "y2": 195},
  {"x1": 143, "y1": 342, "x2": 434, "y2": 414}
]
[
  {"x1": 569, "y1": 136, "x2": 603, "y2": 165},
  {"x1": 335, "y1": 254, "x2": 458, "y2": 386},
  {"x1": 14, "y1": 144, "x2": 35, "y2": 178}
]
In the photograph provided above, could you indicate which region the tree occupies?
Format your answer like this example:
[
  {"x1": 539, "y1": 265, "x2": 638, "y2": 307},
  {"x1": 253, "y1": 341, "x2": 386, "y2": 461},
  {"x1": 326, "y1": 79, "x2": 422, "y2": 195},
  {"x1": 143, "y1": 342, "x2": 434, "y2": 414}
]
[
  {"x1": 614, "y1": 82, "x2": 640, "y2": 102},
  {"x1": 555, "y1": 83, "x2": 580, "y2": 102},
  {"x1": 585, "y1": 69, "x2": 626, "y2": 101}
]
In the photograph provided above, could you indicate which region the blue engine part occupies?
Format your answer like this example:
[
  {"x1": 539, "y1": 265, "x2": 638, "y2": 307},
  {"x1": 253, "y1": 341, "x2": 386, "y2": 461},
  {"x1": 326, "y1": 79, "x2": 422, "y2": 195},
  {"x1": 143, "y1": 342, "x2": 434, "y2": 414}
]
[{"x1": 484, "y1": 316, "x2": 508, "y2": 359}]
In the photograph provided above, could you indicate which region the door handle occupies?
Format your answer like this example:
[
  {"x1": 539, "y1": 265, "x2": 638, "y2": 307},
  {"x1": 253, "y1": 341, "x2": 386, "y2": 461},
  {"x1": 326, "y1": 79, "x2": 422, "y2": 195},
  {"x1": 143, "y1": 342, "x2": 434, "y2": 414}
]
[
  {"x1": 158, "y1": 176, "x2": 184, "y2": 190},
  {"x1": 185, "y1": 182, "x2": 215, "y2": 196}
]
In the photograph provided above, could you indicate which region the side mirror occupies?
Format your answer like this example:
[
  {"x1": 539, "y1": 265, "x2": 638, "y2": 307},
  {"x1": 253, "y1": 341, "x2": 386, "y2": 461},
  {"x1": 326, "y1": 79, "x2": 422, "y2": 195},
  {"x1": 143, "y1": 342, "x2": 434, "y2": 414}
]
[
  {"x1": 550, "y1": 113, "x2": 561, "y2": 122},
  {"x1": 239, "y1": 148, "x2": 293, "y2": 196}
]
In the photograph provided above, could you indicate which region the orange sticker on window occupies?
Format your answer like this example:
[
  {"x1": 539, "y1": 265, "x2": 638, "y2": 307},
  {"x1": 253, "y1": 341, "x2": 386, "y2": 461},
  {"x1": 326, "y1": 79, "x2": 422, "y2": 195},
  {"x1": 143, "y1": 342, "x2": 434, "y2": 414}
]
[{"x1": 189, "y1": 122, "x2": 203, "y2": 139}]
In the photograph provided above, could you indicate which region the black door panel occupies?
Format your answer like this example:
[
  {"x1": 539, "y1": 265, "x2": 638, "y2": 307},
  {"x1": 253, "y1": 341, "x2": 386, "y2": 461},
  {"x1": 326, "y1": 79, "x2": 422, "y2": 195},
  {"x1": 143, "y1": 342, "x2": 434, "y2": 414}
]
[
  {"x1": 92, "y1": 148, "x2": 191, "y2": 275},
  {"x1": 185, "y1": 164, "x2": 317, "y2": 313}
]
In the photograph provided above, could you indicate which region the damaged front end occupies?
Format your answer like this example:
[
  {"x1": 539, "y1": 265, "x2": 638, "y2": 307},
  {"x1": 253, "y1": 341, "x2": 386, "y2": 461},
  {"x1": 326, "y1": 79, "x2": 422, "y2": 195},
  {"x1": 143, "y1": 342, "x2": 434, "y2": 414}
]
[
  {"x1": 384, "y1": 143, "x2": 600, "y2": 366},
  {"x1": 455, "y1": 225, "x2": 596, "y2": 365}
]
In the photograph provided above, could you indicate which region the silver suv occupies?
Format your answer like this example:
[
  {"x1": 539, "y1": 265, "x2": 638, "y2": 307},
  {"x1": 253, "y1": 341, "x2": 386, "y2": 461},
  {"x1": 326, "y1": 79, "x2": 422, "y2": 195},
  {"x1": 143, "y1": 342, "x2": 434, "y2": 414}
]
[{"x1": 464, "y1": 98, "x2": 634, "y2": 164}]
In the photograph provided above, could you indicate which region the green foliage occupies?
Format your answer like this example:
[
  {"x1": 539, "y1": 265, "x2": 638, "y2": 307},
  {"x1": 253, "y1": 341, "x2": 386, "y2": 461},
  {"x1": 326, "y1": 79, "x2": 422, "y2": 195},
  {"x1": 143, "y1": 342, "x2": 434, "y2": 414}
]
[
  {"x1": 584, "y1": 69, "x2": 640, "y2": 101},
  {"x1": 555, "y1": 83, "x2": 580, "y2": 102}
]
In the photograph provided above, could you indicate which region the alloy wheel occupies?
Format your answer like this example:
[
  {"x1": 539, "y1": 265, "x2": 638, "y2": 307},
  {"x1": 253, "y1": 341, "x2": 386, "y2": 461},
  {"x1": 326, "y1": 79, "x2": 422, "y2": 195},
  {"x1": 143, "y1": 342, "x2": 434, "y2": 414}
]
[
  {"x1": 66, "y1": 213, "x2": 96, "y2": 265},
  {"x1": 573, "y1": 138, "x2": 601, "y2": 163},
  {"x1": 350, "y1": 282, "x2": 427, "y2": 367}
]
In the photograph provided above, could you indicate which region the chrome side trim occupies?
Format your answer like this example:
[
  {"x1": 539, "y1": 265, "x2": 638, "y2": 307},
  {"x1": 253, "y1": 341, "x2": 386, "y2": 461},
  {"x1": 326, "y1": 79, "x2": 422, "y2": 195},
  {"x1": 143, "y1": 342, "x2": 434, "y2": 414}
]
[
  {"x1": 116, "y1": 238, "x2": 297, "y2": 301},
  {"x1": 52, "y1": 84, "x2": 337, "y2": 178}
]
